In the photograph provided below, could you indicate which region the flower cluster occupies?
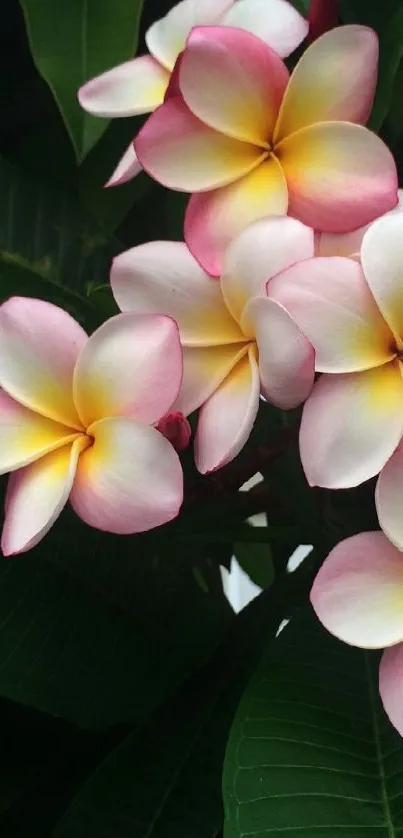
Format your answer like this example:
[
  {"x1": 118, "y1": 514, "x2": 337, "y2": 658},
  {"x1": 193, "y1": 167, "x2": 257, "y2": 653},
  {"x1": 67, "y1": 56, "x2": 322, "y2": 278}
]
[{"x1": 4, "y1": 0, "x2": 403, "y2": 734}]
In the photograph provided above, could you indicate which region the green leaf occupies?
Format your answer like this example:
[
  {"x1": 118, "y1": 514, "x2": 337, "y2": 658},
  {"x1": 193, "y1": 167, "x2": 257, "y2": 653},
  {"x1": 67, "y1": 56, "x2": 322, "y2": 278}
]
[
  {"x1": 52, "y1": 574, "x2": 303, "y2": 838},
  {"x1": 0, "y1": 155, "x2": 117, "y2": 329},
  {"x1": 223, "y1": 610, "x2": 403, "y2": 837},
  {"x1": 0, "y1": 507, "x2": 231, "y2": 729},
  {"x1": 234, "y1": 542, "x2": 274, "y2": 589},
  {"x1": 368, "y1": 5, "x2": 403, "y2": 131},
  {"x1": 19, "y1": 0, "x2": 145, "y2": 160}
]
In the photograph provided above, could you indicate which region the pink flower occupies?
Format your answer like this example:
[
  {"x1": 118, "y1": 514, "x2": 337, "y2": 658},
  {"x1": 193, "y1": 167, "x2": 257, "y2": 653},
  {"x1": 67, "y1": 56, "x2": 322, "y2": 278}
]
[
  {"x1": 0, "y1": 298, "x2": 183, "y2": 555},
  {"x1": 78, "y1": 0, "x2": 308, "y2": 187},
  {"x1": 311, "y1": 530, "x2": 403, "y2": 737},
  {"x1": 267, "y1": 211, "x2": 403, "y2": 552},
  {"x1": 316, "y1": 188, "x2": 403, "y2": 257},
  {"x1": 111, "y1": 216, "x2": 315, "y2": 474},
  {"x1": 136, "y1": 24, "x2": 397, "y2": 276}
]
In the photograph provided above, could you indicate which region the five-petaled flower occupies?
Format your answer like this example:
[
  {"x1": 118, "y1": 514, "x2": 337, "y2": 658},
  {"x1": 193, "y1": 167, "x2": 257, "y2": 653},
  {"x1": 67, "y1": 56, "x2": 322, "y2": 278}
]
[
  {"x1": 111, "y1": 216, "x2": 315, "y2": 474},
  {"x1": 311, "y1": 530, "x2": 403, "y2": 738},
  {"x1": 78, "y1": 0, "x2": 307, "y2": 186},
  {"x1": 135, "y1": 24, "x2": 398, "y2": 276},
  {"x1": 0, "y1": 298, "x2": 183, "y2": 555},
  {"x1": 267, "y1": 212, "x2": 403, "y2": 552}
]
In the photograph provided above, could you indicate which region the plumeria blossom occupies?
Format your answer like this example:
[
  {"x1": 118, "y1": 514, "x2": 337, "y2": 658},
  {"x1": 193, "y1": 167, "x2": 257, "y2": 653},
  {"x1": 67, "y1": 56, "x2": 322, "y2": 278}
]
[
  {"x1": 79, "y1": 0, "x2": 308, "y2": 187},
  {"x1": 310, "y1": 530, "x2": 403, "y2": 737},
  {"x1": 0, "y1": 298, "x2": 184, "y2": 555},
  {"x1": 267, "y1": 212, "x2": 403, "y2": 553},
  {"x1": 111, "y1": 216, "x2": 315, "y2": 474},
  {"x1": 135, "y1": 24, "x2": 398, "y2": 276}
]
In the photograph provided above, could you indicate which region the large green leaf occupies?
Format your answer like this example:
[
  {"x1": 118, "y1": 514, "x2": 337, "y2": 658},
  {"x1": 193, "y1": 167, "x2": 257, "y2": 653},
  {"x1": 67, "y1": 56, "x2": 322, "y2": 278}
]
[
  {"x1": 52, "y1": 573, "x2": 304, "y2": 838},
  {"x1": 0, "y1": 155, "x2": 117, "y2": 328},
  {"x1": 368, "y1": 5, "x2": 403, "y2": 131},
  {"x1": 223, "y1": 610, "x2": 403, "y2": 837},
  {"x1": 19, "y1": 0, "x2": 145, "y2": 160},
  {"x1": 0, "y1": 506, "x2": 231, "y2": 730}
]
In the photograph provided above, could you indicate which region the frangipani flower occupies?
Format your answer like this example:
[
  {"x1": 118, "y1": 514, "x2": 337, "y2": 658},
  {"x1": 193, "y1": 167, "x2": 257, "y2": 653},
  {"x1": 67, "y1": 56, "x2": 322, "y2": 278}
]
[
  {"x1": 0, "y1": 298, "x2": 183, "y2": 555},
  {"x1": 111, "y1": 216, "x2": 315, "y2": 474},
  {"x1": 267, "y1": 212, "x2": 403, "y2": 552},
  {"x1": 79, "y1": 0, "x2": 308, "y2": 187},
  {"x1": 136, "y1": 24, "x2": 398, "y2": 276},
  {"x1": 310, "y1": 530, "x2": 403, "y2": 737}
]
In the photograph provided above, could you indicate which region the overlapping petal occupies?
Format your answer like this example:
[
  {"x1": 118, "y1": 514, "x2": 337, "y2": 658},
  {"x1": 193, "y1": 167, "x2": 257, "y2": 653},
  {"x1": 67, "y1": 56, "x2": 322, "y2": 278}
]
[
  {"x1": 244, "y1": 297, "x2": 315, "y2": 408},
  {"x1": 0, "y1": 297, "x2": 86, "y2": 428},
  {"x1": 78, "y1": 55, "x2": 170, "y2": 117},
  {"x1": 222, "y1": 0, "x2": 308, "y2": 58},
  {"x1": 299, "y1": 364, "x2": 403, "y2": 488},
  {"x1": 361, "y1": 213, "x2": 403, "y2": 342},
  {"x1": 274, "y1": 25, "x2": 378, "y2": 142},
  {"x1": 70, "y1": 417, "x2": 183, "y2": 533},
  {"x1": 73, "y1": 313, "x2": 182, "y2": 428},
  {"x1": 311, "y1": 531, "x2": 403, "y2": 648},
  {"x1": 376, "y1": 444, "x2": 403, "y2": 551},
  {"x1": 106, "y1": 143, "x2": 142, "y2": 187},
  {"x1": 185, "y1": 157, "x2": 288, "y2": 277},
  {"x1": 0, "y1": 389, "x2": 81, "y2": 474},
  {"x1": 317, "y1": 189, "x2": 403, "y2": 257},
  {"x1": 135, "y1": 96, "x2": 265, "y2": 192},
  {"x1": 195, "y1": 346, "x2": 260, "y2": 473},
  {"x1": 268, "y1": 256, "x2": 394, "y2": 372},
  {"x1": 179, "y1": 26, "x2": 289, "y2": 145},
  {"x1": 110, "y1": 241, "x2": 243, "y2": 345},
  {"x1": 221, "y1": 215, "x2": 314, "y2": 326},
  {"x1": 173, "y1": 343, "x2": 248, "y2": 417},
  {"x1": 145, "y1": 0, "x2": 233, "y2": 70},
  {"x1": 2, "y1": 436, "x2": 89, "y2": 556},
  {"x1": 379, "y1": 644, "x2": 403, "y2": 737},
  {"x1": 277, "y1": 122, "x2": 398, "y2": 233}
]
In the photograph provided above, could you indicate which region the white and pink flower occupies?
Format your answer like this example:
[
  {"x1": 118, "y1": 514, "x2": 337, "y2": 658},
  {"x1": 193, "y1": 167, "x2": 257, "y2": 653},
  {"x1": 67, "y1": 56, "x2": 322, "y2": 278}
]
[
  {"x1": 79, "y1": 0, "x2": 308, "y2": 186},
  {"x1": 0, "y1": 298, "x2": 184, "y2": 554},
  {"x1": 135, "y1": 24, "x2": 397, "y2": 276},
  {"x1": 111, "y1": 216, "x2": 315, "y2": 474}
]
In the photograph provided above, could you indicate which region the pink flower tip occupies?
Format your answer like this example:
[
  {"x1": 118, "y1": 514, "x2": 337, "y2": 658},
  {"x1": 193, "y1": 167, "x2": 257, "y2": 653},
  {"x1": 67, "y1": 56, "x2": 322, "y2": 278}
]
[{"x1": 157, "y1": 411, "x2": 191, "y2": 452}]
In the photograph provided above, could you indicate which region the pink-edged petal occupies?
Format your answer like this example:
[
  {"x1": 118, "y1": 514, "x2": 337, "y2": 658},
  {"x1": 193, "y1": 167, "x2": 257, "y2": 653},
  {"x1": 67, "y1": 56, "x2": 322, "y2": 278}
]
[
  {"x1": 110, "y1": 241, "x2": 243, "y2": 345},
  {"x1": 146, "y1": 0, "x2": 234, "y2": 71},
  {"x1": 311, "y1": 531, "x2": 403, "y2": 648},
  {"x1": 0, "y1": 297, "x2": 86, "y2": 428},
  {"x1": 361, "y1": 213, "x2": 403, "y2": 342},
  {"x1": 105, "y1": 143, "x2": 142, "y2": 187},
  {"x1": 379, "y1": 644, "x2": 403, "y2": 737},
  {"x1": 317, "y1": 188, "x2": 403, "y2": 257},
  {"x1": 267, "y1": 256, "x2": 394, "y2": 373},
  {"x1": 276, "y1": 122, "x2": 398, "y2": 233},
  {"x1": 135, "y1": 96, "x2": 265, "y2": 192},
  {"x1": 222, "y1": 0, "x2": 308, "y2": 58},
  {"x1": 243, "y1": 297, "x2": 314, "y2": 408},
  {"x1": 1, "y1": 436, "x2": 88, "y2": 556},
  {"x1": 173, "y1": 343, "x2": 249, "y2": 417},
  {"x1": 221, "y1": 215, "x2": 314, "y2": 324},
  {"x1": 0, "y1": 389, "x2": 81, "y2": 474},
  {"x1": 274, "y1": 25, "x2": 378, "y2": 142},
  {"x1": 376, "y1": 443, "x2": 403, "y2": 551},
  {"x1": 73, "y1": 313, "x2": 182, "y2": 428},
  {"x1": 299, "y1": 363, "x2": 403, "y2": 489},
  {"x1": 179, "y1": 26, "x2": 288, "y2": 146},
  {"x1": 185, "y1": 156, "x2": 288, "y2": 277},
  {"x1": 71, "y1": 417, "x2": 183, "y2": 534},
  {"x1": 78, "y1": 55, "x2": 169, "y2": 117},
  {"x1": 195, "y1": 346, "x2": 259, "y2": 473}
]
